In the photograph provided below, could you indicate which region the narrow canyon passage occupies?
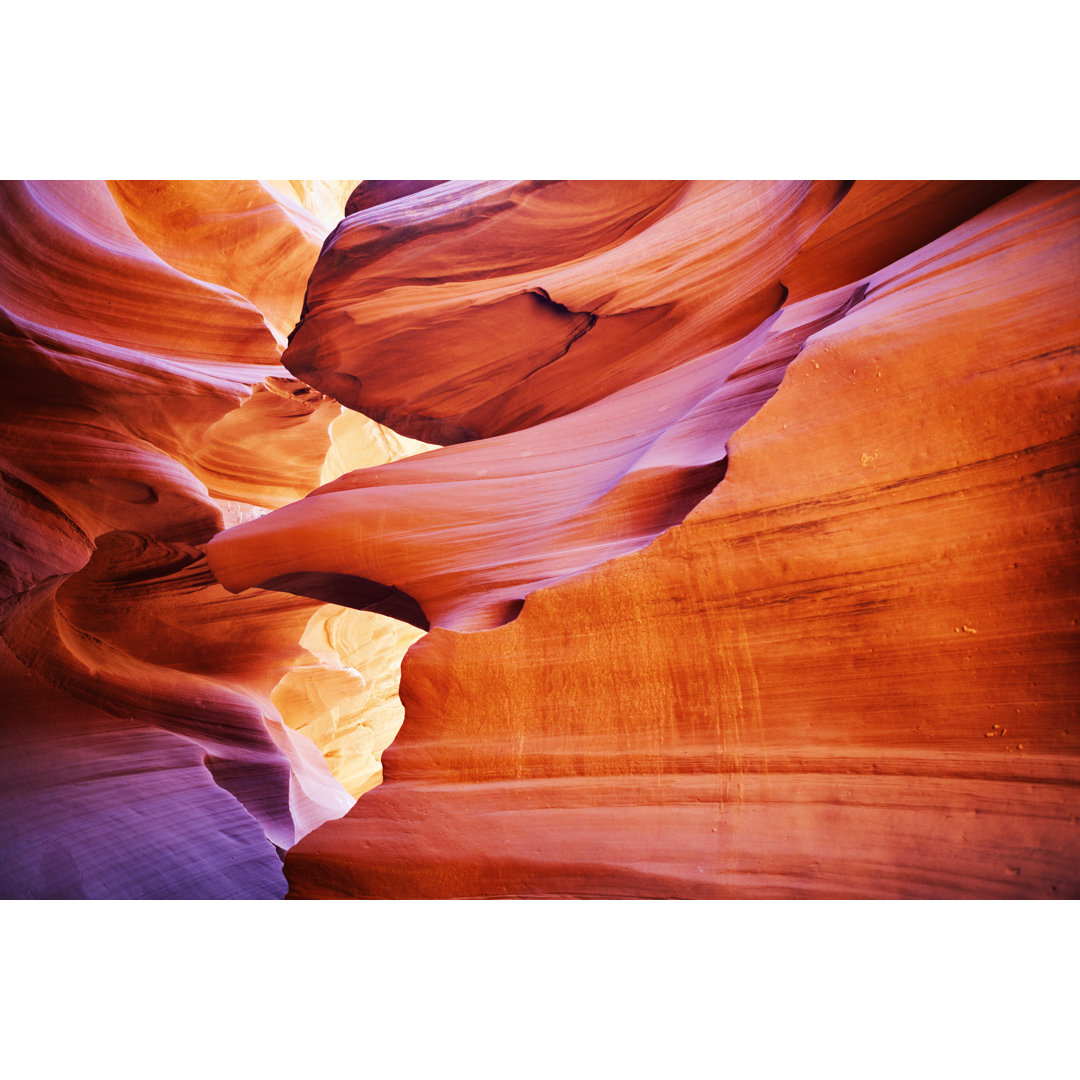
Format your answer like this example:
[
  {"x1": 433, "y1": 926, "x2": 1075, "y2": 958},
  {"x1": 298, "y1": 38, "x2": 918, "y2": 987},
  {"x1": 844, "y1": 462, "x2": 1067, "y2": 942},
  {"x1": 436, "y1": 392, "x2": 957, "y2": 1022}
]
[{"x1": 1, "y1": 180, "x2": 1077, "y2": 899}]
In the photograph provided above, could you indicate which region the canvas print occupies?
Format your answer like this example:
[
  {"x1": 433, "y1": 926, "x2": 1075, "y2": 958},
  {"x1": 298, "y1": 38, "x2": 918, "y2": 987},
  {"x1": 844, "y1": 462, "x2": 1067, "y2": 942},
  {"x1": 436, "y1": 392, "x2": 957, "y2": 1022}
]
[{"x1": 1, "y1": 179, "x2": 1076, "y2": 899}]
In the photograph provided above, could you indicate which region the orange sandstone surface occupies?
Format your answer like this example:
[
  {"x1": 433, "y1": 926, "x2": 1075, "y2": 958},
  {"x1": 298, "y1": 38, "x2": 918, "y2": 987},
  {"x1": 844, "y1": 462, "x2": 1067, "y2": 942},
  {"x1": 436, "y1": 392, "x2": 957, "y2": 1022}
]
[
  {"x1": 277, "y1": 181, "x2": 1080, "y2": 899},
  {"x1": 282, "y1": 181, "x2": 850, "y2": 442},
  {"x1": 2, "y1": 179, "x2": 1077, "y2": 899},
  {"x1": 0, "y1": 181, "x2": 421, "y2": 898}
]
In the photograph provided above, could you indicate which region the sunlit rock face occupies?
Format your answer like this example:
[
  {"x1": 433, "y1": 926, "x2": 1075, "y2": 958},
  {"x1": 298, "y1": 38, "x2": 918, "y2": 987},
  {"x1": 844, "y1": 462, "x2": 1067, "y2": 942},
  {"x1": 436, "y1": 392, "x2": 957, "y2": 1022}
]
[
  {"x1": 278, "y1": 181, "x2": 1080, "y2": 899},
  {"x1": 4, "y1": 179, "x2": 1078, "y2": 900},
  {"x1": 0, "y1": 180, "x2": 419, "y2": 898}
]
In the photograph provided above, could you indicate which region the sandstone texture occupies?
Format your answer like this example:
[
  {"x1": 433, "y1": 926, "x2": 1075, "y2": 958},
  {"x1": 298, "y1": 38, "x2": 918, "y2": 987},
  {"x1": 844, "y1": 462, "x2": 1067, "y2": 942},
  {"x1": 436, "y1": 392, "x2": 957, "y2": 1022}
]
[
  {"x1": 282, "y1": 181, "x2": 850, "y2": 442},
  {"x1": 280, "y1": 181, "x2": 1080, "y2": 899},
  {"x1": 3, "y1": 179, "x2": 1077, "y2": 900},
  {"x1": 0, "y1": 181, "x2": 421, "y2": 898}
]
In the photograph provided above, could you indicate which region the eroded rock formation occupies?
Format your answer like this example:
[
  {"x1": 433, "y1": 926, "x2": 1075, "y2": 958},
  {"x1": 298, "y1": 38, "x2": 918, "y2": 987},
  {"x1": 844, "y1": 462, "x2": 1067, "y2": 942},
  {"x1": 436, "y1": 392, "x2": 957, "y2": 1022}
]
[
  {"x1": 0, "y1": 180, "x2": 421, "y2": 898},
  {"x1": 277, "y1": 181, "x2": 1080, "y2": 899},
  {"x1": 3, "y1": 179, "x2": 1077, "y2": 899},
  {"x1": 282, "y1": 180, "x2": 850, "y2": 443}
]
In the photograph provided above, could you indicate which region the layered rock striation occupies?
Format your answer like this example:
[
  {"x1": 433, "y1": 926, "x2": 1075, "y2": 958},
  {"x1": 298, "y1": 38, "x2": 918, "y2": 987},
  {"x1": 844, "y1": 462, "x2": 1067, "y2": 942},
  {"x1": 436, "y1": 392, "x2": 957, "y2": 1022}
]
[
  {"x1": 282, "y1": 181, "x2": 850, "y2": 443},
  {"x1": 3, "y1": 179, "x2": 1077, "y2": 900},
  {"x1": 0, "y1": 180, "x2": 420, "y2": 898},
  {"x1": 276, "y1": 181, "x2": 1080, "y2": 899}
]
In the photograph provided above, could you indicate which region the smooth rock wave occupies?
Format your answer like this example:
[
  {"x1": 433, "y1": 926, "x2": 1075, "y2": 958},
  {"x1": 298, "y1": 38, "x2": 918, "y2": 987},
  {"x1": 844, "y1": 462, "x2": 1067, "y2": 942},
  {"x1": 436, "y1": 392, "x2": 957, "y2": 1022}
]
[
  {"x1": 0, "y1": 180, "x2": 418, "y2": 898},
  {"x1": 4, "y1": 178, "x2": 1077, "y2": 900},
  {"x1": 282, "y1": 181, "x2": 1080, "y2": 898}
]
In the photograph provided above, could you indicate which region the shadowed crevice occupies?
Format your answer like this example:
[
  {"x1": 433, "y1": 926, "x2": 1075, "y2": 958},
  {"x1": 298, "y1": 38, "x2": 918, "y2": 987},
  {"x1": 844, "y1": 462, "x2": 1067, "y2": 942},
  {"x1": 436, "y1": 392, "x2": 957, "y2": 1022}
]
[{"x1": 260, "y1": 571, "x2": 431, "y2": 631}]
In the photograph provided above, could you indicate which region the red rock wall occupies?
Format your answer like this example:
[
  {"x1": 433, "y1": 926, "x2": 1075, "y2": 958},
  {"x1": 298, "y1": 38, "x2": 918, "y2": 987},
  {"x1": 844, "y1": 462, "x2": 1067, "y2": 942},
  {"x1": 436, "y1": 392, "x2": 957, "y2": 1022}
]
[
  {"x1": 282, "y1": 180, "x2": 850, "y2": 442},
  {"x1": 0, "y1": 181, "x2": 408, "y2": 898},
  {"x1": 4, "y1": 179, "x2": 1077, "y2": 899},
  {"x1": 281, "y1": 181, "x2": 1080, "y2": 898}
]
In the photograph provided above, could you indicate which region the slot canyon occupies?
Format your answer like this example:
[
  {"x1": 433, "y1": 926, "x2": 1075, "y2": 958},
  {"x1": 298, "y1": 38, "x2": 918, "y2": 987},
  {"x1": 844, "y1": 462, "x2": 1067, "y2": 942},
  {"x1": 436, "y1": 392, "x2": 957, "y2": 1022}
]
[{"x1": 1, "y1": 179, "x2": 1077, "y2": 899}]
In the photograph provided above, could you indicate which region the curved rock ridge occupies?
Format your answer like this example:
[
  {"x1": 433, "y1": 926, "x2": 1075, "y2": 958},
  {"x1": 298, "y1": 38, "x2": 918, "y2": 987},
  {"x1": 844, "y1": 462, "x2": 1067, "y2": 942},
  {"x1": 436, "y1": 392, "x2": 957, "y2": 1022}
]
[
  {"x1": 2, "y1": 534, "x2": 351, "y2": 840},
  {"x1": 107, "y1": 180, "x2": 329, "y2": 343},
  {"x1": 0, "y1": 529, "x2": 352, "y2": 899},
  {"x1": 0, "y1": 182, "x2": 339, "y2": 528},
  {"x1": 0, "y1": 180, "x2": 425, "y2": 898},
  {"x1": 5, "y1": 178, "x2": 1073, "y2": 900},
  {"x1": 282, "y1": 180, "x2": 851, "y2": 443},
  {"x1": 208, "y1": 279, "x2": 869, "y2": 632},
  {"x1": 283, "y1": 181, "x2": 1080, "y2": 899},
  {"x1": 781, "y1": 179, "x2": 1029, "y2": 301},
  {"x1": 0, "y1": 180, "x2": 274, "y2": 601},
  {"x1": 0, "y1": 181, "x2": 280, "y2": 365},
  {"x1": 344, "y1": 180, "x2": 448, "y2": 216}
]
